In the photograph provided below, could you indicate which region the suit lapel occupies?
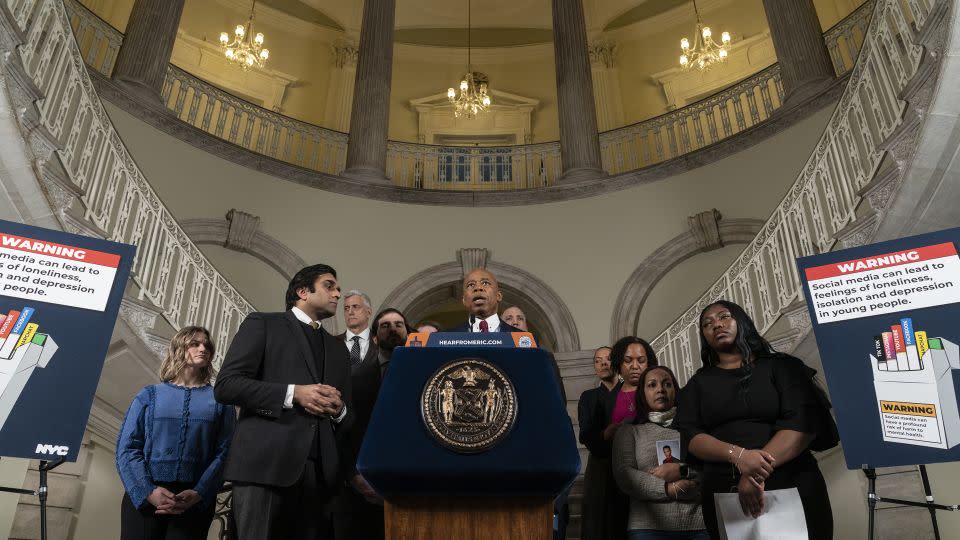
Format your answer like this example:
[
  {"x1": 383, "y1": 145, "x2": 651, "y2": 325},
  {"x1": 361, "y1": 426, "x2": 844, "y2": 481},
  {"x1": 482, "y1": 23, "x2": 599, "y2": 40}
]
[{"x1": 284, "y1": 310, "x2": 319, "y2": 383}]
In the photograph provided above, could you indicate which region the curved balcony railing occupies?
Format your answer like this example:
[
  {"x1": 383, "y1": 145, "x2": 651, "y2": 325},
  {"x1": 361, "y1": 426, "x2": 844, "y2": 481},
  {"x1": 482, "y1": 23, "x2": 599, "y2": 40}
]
[
  {"x1": 11, "y1": 0, "x2": 254, "y2": 366},
  {"x1": 64, "y1": 0, "x2": 872, "y2": 191},
  {"x1": 22, "y1": 0, "x2": 935, "y2": 384},
  {"x1": 649, "y1": 0, "x2": 932, "y2": 383}
]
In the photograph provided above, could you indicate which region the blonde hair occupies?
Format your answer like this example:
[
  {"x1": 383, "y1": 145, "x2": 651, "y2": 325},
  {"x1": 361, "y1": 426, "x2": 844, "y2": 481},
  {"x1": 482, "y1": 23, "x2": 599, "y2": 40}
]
[{"x1": 159, "y1": 326, "x2": 215, "y2": 384}]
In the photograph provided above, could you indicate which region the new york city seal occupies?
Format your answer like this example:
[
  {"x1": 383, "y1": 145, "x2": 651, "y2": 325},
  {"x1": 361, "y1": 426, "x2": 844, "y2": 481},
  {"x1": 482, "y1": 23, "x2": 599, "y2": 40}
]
[{"x1": 421, "y1": 358, "x2": 517, "y2": 453}]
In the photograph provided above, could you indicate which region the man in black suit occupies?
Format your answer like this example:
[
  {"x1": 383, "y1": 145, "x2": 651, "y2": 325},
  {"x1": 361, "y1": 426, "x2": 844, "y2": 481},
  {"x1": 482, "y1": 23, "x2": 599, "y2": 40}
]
[
  {"x1": 215, "y1": 264, "x2": 353, "y2": 539},
  {"x1": 333, "y1": 308, "x2": 410, "y2": 540},
  {"x1": 337, "y1": 289, "x2": 377, "y2": 369}
]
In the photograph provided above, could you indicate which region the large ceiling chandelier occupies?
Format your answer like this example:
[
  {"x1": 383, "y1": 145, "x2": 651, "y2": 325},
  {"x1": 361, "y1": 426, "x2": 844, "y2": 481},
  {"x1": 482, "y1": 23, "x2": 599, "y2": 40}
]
[
  {"x1": 219, "y1": 0, "x2": 270, "y2": 70},
  {"x1": 447, "y1": 0, "x2": 491, "y2": 119},
  {"x1": 679, "y1": 0, "x2": 731, "y2": 70}
]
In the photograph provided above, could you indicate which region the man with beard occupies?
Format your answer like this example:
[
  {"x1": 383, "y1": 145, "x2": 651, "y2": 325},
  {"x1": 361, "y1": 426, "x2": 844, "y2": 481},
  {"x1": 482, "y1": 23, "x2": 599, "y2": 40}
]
[
  {"x1": 333, "y1": 308, "x2": 409, "y2": 540},
  {"x1": 501, "y1": 306, "x2": 528, "y2": 331}
]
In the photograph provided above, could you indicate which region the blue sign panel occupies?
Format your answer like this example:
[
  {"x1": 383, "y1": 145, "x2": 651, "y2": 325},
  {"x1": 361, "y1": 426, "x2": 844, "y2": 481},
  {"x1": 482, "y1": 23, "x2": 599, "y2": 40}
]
[
  {"x1": 797, "y1": 227, "x2": 960, "y2": 468},
  {"x1": 0, "y1": 219, "x2": 134, "y2": 461}
]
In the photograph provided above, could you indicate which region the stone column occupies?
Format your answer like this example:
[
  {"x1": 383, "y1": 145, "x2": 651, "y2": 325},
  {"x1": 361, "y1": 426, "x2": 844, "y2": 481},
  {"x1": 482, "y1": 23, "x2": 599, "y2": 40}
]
[
  {"x1": 343, "y1": 0, "x2": 396, "y2": 184},
  {"x1": 761, "y1": 0, "x2": 835, "y2": 105},
  {"x1": 324, "y1": 40, "x2": 359, "y2": 133},
  {"x1": 552, "y1": 0, "x2": 605, "y2": 183},
  {"x1": 111, "y1": 0, "x2": 185, "y2": 98},
  {"x1": 589, "y1": 41, "x2": 624, "y2": 133}
]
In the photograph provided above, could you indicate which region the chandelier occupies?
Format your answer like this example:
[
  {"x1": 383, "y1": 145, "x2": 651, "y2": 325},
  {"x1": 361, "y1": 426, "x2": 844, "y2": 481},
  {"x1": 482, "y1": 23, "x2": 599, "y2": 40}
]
[
  {"x1": 679, "y1": 0, "x2": 731, "y2": 70},
  {"x1": 447, "y1": 0, "x2": 491, "y2": 119},
  {"x1": 219, "y1": 0, "x2": 270, "y2": 70}
]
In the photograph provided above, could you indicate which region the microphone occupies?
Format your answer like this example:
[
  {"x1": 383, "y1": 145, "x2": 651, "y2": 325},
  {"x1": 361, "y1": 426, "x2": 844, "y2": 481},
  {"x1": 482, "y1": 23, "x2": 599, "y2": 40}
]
[{"x1": 468, "y1": 314, "x2": 475, "y2": 333}]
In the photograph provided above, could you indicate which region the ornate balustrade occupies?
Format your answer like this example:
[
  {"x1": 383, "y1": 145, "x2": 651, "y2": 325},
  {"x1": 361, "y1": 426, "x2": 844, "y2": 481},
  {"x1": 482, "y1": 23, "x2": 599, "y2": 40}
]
[
  {"x1": 385, "y1": 140, "x2": 561, "y2": 190},
  {"x1": 8, "y1": 0, "x2": 254, "y2": 366},
  {"x1": 63, "y1": 0, "x2": 873, "y2": 191},
  {"x1": 161, "y1": 66, "x2": 348, "y2": 175},
  {"x1": 599, "y1": 0, "x2": 874, "y2": 175},
  {"x1": 648, "y1": 0, "x2": 933, "y2": 383}
]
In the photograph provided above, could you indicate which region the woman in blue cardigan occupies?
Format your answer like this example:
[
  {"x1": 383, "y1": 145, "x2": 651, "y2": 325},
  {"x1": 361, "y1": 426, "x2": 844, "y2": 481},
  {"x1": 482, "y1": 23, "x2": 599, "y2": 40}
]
[{"x1": 116, "y1": 326, "x2": 235, "y2": 540}]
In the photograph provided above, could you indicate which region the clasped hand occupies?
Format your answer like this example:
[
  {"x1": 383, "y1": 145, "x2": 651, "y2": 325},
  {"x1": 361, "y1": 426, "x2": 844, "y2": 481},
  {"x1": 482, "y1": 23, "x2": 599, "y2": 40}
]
[
  {"x1": 647, "y1": 462, "x2": 681, "y2": 483},
  {"x1": 148, "y1": 487, "x2": 201, "y2": 515},
  {"x1": 737, "y1": 474, "x2": 765, "y2": 519},
  {"x1": 735, "y1": 449, "x2": 775, "y2": 482},
  {"x1": 293, "y1": 384, "x2": 343, "y2": 417}
]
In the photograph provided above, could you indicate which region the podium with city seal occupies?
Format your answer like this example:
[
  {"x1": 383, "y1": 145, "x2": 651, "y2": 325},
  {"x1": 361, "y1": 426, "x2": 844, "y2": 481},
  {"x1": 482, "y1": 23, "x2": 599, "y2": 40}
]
[{"x1": 357, "y1": 331, "x2": 580, "y2": 539}]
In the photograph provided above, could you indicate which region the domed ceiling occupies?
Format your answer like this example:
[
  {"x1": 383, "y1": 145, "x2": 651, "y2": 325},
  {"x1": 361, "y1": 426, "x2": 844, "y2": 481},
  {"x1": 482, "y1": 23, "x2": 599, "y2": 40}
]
[{"x1": 249, "y1": 0, "x2": 715, "y2": 47}]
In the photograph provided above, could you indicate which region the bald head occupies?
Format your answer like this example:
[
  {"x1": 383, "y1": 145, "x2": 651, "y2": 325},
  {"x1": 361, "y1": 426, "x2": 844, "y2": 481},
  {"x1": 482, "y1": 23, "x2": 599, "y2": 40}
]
[{"x1": 462, "y1": 268, "x2": 502, "y2": 318}]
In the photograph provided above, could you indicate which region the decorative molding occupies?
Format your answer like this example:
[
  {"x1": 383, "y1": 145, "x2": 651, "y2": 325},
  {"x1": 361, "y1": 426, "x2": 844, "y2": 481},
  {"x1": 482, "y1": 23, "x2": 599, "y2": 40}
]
[
  {"x1": 393, "y1": 42, "x2": 554, "y2": 65},
  {"x1": 588, "y1": 41, "x2": 616, "y2": 69},
  {"x1": 409, "y1": 89, "x2": 538, "y2": 145},
  {"x1": 381, "y1": 252, "x2": 580, "y2": 352},
  {"x1": 651, "y1": 30, "x2": 775, "y2": 109},
  {"x1": 225, "y1": 209, "x2": 260, "y2": 251},
  {"x1": 89, "y1": 67, "x2": 846, "y2": 207},
  {"x1": 211, "y1": 0, "x2": 346, "y2": 40},
  {"x1": 171, "y1": 29, "x2": 298, "y2": 112},
  {"x1": 602, "y1": 0, "x2": 738, "y2": 40},
  {"x1": 180, "y1": 215, "x2": 307, "y2": 280},
  {"x1": 688, "y1": 208, "x2": 724, "y2": 251},
  {"x1": 610, "y1": 218, "x2": 765, "y2": 342},
  {"x1": 332, "y1": 39, "x2": 359, "y2": 68},
  {"x1": 456, "y1": 248, "x2": 490, "y2": 276}
]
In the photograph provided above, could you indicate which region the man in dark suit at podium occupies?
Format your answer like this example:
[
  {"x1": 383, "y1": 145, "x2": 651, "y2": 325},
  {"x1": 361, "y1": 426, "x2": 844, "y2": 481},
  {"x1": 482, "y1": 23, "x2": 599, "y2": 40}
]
[
  {"x1": 215, "y1": 264, "x2": 353, "y2": 539},
  {"x1": 445, "y1": 268, "x2": 570, "y2": 540},
  {"x1": 446, "y1": 268, "x2": 522, "y2": 333}
]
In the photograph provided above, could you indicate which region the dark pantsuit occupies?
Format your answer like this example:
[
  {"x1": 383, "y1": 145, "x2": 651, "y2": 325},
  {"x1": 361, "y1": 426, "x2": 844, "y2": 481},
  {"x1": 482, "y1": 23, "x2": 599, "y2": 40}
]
[{"x1": 232, "y1": 459, "x2": 332, "y2": 540}]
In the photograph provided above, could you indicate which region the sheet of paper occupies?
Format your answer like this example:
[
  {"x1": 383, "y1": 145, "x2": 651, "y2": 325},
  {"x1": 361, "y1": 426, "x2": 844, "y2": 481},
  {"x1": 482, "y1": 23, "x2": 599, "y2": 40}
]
[{"x1": 714, "y1": 488, "x2": 808, "y2": 540}]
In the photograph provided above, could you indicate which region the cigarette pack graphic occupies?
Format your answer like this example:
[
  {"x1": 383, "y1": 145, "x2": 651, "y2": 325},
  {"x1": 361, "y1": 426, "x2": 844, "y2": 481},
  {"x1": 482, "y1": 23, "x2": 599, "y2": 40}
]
[
  {"x1": 901, "y1": 318, "x2": 922, "y2": 370},
  {"x1": 0, "y1": 307, "x2": 34, "y2": 358},
  {"x1": 869, "y1": 319, "x2": 960, "y2": 449},
  {"x1": 0, "y1": 306, "x2": 58, "y2": 430}
]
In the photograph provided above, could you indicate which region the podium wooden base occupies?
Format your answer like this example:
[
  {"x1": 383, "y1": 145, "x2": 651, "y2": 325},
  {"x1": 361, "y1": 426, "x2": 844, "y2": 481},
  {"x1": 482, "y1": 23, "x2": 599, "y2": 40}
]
[{"x1": 384, "y1": 496, "x2": 552, "y2": 540}]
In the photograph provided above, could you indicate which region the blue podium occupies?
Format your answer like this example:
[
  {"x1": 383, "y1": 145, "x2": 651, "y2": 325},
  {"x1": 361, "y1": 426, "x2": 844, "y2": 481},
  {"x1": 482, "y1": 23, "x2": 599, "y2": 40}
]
[{"x1": 357, "y1": 333, "x2": 579, "y2": 539}]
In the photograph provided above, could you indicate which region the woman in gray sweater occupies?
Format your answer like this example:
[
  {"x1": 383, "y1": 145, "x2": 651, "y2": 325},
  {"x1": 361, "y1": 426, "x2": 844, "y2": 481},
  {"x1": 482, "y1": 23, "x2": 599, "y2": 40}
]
[{"x1": 613, "y1": 365, "x2": 707, "y2": 539}]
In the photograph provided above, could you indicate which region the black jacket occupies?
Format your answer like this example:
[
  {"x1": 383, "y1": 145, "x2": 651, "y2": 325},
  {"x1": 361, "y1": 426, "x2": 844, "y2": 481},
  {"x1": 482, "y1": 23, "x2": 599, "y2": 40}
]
[
  {"x1": 577, "y1": 382, "x2": 619, "y2": 458},
  {"x1": 215, "y1": 311, "x2": 354, "y2": 492}
]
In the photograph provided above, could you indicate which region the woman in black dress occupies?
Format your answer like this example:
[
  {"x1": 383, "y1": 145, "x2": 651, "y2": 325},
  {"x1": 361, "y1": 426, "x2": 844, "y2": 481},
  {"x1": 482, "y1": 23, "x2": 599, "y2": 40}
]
[{"x1": 676, "y1": 300, "x2": 833, "y2": 539}]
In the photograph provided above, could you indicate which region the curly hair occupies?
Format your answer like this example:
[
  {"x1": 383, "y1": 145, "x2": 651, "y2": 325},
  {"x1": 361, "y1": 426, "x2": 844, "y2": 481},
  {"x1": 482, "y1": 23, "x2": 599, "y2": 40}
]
[
  {"x1": 609, "y1": 336, "x2": 658, "y2": 378},
  {"x1": 158, "y1": 326, "x2": 215, "y2": 384}
]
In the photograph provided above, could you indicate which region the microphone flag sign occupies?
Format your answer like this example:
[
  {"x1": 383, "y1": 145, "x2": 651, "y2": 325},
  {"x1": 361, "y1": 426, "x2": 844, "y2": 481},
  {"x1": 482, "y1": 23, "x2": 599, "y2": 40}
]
[
  {"x1": 798, "y1": 226, "x2": 960, "y2": 468},
  {"x1": 0, "y1": 219, "x2": 134, "y2": 461}
]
